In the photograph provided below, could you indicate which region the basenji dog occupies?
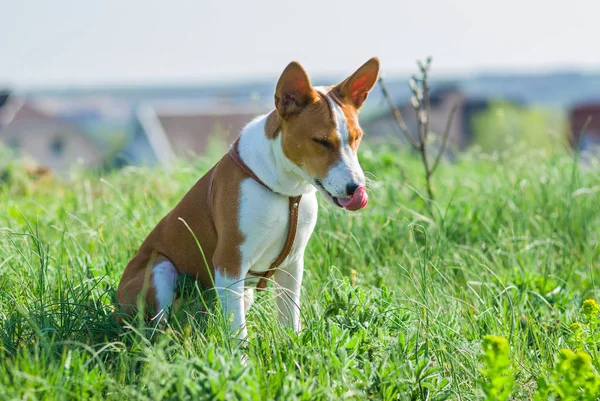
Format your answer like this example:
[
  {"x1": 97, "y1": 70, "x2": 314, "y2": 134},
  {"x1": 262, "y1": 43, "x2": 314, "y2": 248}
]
[{"x1": 116, "y1": 57, "x2": 380, "y2": 340}]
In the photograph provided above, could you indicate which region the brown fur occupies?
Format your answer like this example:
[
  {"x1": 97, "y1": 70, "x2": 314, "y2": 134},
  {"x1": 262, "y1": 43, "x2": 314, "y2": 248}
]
[
  {"x1": 264, "y1": 110, "x2": 280, "y2": 139},
  {"x1": 280, "y1": 94, "x2": 342, "y2": 179},
  {"x1": 116, "y1": 155, "x2": 247, "y2": 317},
  {"x1": 333, "y1": 58, "x2": 380, "y2": 108}
]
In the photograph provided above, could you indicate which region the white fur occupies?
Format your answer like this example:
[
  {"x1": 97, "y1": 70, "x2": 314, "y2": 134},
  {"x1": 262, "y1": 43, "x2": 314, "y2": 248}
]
[
  {"x1": 323, "y1": 156, "x2": 365, "y2": 198},
  {"x1": 274, "y1": 257, "x2": 304, "y2": 331},
  {"x1": 328, "y1": 94, "x2": 348, "y2": 147},
  {"x1": 211, "y1": 113, "x2": 319, "y2": 341},
  {"x1": 152, "y1": 260, "x2": 178, "y2": 320},
  {"x1": 243, "y1": 287, "x2": 255, "y2": 313},
  {"x1": 214, "y1": 268, "x2": 247, "y2": 340},
  {"x1": 326, "y1": 98, "x2": 366, "y2": 197}
]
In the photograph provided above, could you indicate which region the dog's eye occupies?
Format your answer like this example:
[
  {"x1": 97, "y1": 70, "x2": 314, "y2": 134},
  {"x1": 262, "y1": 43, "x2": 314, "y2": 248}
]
[{"x1": 312, "y1": 137, "x2": 333, "y2": 149}]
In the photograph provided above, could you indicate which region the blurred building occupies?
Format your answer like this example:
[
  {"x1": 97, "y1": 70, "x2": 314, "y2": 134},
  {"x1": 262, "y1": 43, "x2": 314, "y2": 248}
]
[
  {"x1": 0, "y1": 90, "x2": 10, "y2": 109},
  {"x1": 569, "y1": 103, "x2": 600, "y2": 151},
  {"x1": 0, "y1": 95, "x2": 103, "y2": 172},
  {"x1": 361, "y1": 86, "x2": 491, "y2": 150},
  {"x1": 117, "y1": 103, "x2": 268, "y2": 167}
]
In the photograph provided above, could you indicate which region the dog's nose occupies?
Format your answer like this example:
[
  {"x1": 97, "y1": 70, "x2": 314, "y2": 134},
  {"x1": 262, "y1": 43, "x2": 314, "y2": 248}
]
[{"x1": 346, "y1": 182, "x2": 359, "y2": 196}]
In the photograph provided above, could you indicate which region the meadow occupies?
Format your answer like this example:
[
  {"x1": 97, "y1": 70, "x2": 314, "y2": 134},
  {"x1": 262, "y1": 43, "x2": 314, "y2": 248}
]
[{"x1": 0, "y1": 142, "x2": 599, "y2": 400}]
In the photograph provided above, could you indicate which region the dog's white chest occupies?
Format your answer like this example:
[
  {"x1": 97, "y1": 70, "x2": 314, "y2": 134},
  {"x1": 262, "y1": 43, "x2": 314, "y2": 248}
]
[{"x1": 238, "y1": 179, "x2": 318, "y2": 273}]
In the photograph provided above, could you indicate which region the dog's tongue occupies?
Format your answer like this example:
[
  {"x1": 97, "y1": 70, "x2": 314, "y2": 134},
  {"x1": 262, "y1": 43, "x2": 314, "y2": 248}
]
[{"x1": 337, "y1": 186, "x2": 368, "y2": 211}]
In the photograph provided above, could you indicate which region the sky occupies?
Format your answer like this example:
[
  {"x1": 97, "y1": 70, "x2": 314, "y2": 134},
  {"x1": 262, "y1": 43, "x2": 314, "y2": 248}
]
[{"x1": 1, "y1": 0, "x2": 599, "y2": 88}]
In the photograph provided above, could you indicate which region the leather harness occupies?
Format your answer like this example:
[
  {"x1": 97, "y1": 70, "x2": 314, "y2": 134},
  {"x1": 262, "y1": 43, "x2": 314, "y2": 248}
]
[{"x1": 207, "y1": 140, "x2": 302, "y2": 291}]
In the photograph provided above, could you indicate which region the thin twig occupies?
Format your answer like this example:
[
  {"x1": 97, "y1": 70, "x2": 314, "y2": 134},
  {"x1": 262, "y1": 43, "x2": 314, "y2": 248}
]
[
  {"x1": 412, "y1": 80, "x2": 425, "y2": 146},
  {"x1": 430, "y1": 100, "x2": 459, "y2": 176},
  {"x1": 378, "y1": 57, "x2": 454, "y2": 210},
  {"x1": 378, "y1": 76, "x2": 420, "y2": 149},
  {"x1": 423, "y1": 61, "x2": 431, "y2": 144},
  {"x1": 416, "y1": 70, "x2": 433, "y2": 202}
]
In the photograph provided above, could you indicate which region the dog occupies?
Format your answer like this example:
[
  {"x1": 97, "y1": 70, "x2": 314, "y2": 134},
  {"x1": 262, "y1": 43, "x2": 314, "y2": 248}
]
[{"x1": 116, "y1": 57, "x2": 380, "y2": 340}]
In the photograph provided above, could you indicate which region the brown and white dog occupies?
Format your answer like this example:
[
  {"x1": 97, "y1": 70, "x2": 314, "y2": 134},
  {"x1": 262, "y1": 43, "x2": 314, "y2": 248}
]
[{"x1": 116, "y1": 58, "x2": 380, "y2": 340}]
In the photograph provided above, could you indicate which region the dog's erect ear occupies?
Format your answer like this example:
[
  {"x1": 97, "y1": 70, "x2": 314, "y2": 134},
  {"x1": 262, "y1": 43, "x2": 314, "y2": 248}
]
[
  {"x1": 275, "y1": 61, "x2": 317, "y2": 118},
  {"x1": 334, "y1": 57, "x2": 380, "y2": 108}
]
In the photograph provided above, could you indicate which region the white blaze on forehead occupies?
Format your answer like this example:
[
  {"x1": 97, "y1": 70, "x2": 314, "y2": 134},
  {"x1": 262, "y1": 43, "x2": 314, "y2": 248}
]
[
  {"x1": 325, "y1": 93, "x2": 359, "y2": 168},
  {"x1": 314, "y1": 87, "x2": 349, "y2": 147},
  {"x1": 328, "y1": 96, "x2": 349, "y2": 147}
]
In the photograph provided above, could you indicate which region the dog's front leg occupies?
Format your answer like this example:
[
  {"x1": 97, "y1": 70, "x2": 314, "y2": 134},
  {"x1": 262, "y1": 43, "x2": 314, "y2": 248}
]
[
  {"x1": 274, "y1": 257, "x2": 303, "y2": 332},
  {"x1": 214, "y1": 269, "x2": 247, "y2": 342}
]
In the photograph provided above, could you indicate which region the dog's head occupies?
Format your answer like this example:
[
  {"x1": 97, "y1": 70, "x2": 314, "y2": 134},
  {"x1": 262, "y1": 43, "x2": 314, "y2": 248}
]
[{"x1": 270, "y1": 58, "x2": 379, "y2": 211}]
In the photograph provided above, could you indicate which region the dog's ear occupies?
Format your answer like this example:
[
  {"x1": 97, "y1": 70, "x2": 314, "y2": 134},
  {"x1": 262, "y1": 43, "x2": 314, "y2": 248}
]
[
  {"x1": 275, "y1": 61, "x2": 317, "y2": 118},
  {"x1": 334, "y1": 57, "x2": 380, "y2": 109}
]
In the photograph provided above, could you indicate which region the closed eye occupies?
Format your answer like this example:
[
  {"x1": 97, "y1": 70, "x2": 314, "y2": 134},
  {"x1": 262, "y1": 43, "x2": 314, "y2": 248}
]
[{"x1": 312, "y1": 137, "x2": 333, "y2": 149}]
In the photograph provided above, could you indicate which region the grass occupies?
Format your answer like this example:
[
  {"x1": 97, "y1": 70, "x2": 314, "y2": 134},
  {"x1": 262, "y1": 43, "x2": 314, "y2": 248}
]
[{"x1": 0, "y1": 143, "x2": 599, "y2": 400}]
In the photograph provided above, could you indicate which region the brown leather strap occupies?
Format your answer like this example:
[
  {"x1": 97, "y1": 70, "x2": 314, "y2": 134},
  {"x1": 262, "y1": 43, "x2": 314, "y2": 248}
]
[
  {"x1": 207, "y1": 139, "x2": 302, "y2": 291},
  {"x1": 248, "y1": 195, "x2": 302, "y2": 291},
  {"x1": 228, "y1": 140, "x2": 271, "y2": 191}
]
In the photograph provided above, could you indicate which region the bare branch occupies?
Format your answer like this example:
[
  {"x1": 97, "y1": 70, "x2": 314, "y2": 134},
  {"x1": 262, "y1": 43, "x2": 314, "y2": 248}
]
[
  {"x1": 380, "y1": 57, "x2": 441, "y2": 208},
  {"x1": 430, "y1": 100, "x2": 459, "y2": 176},
  {"x1": 377, "y1": 76, "x2": 420, "y2": 149},
  {"x1": 422, "y1": 69, "x2": 431, "y2": 144}
]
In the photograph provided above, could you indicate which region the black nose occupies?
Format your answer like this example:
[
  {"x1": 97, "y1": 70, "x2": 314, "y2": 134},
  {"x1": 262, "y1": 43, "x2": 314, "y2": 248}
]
[{"x1": 346, "y1": 182, "x2": 359, "y2": 196}]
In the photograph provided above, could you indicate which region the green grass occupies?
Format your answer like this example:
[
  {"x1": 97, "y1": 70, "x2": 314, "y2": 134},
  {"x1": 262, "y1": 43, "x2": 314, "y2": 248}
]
[{"x1": 1, "y1": 144, "x2": 599, "y2": 400}]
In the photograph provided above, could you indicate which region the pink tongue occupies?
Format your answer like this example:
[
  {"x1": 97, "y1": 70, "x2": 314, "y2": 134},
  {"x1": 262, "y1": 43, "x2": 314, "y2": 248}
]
[{"x1": 337, "y1": 186, "x2": 368, "y2": 211}]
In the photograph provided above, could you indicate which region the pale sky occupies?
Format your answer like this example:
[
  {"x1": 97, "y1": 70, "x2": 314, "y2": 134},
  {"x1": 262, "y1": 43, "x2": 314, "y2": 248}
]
[{"x1": 1, "y1": 0, "x2": 599, "y2": 88}]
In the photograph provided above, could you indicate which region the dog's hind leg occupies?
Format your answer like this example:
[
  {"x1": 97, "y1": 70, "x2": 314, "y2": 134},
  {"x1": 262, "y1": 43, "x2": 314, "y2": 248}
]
[
  {"x1": 151, "y1": 260, "x2": 179, "y2": 321},
  {"x1": 116, "y1": 255, "x2": 179, "y2": 322}
]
